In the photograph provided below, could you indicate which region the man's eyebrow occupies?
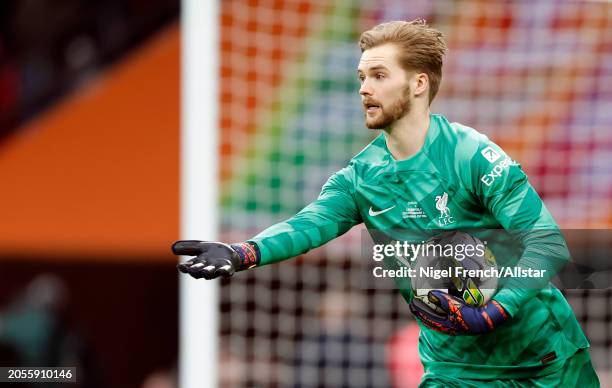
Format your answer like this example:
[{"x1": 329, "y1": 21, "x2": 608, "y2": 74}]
[{"x1": 357, "y1": 65, "x2": 390, "y2": 73}]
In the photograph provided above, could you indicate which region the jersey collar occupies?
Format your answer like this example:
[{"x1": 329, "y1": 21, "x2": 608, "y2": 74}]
[{"x1": 377, "y1": 113, "x2": 441, "y2": 173}]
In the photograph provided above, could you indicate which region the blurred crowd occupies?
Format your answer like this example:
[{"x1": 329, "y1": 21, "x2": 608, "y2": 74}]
[
  {"x1": 0, "y1": 275, "x2": 103, "y2": 388},
  {"x1": 0, "y1": 0, "x2": 178, "y2": 138}
]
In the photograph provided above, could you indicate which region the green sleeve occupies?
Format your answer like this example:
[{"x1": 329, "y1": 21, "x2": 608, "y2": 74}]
[
  {"x1": 248, "y1": 165, "x2": 362, "y2": 265},
  {"x1": 468, "y1": 139, "x2": 570, "y2": 317}
]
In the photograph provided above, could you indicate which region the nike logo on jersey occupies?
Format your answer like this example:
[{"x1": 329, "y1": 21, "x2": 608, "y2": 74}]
[{"x1": 369, "y1": 205, "x2": 396, "y2": 216}]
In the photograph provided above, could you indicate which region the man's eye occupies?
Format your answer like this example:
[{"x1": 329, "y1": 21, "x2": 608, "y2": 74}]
[
  {"x1": 376, "y1": 73, "x2": 385, "y2": 79},
  {"x1": 358, "y1": 76, "x2": 365, "y2": 83}
]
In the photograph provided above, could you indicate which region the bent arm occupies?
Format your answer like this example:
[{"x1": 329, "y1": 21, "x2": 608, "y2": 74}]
[
  {"x1": 469, "y1": 140, "x2": 570, "y2": 317},
  {"x1": 484, "y1": 178, "x2": 569, "y2": 317}
]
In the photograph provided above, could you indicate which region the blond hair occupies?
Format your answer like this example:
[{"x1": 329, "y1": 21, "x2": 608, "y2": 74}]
[{"x1": 359, "y1": 19, "x2": 447, "y2": 104}]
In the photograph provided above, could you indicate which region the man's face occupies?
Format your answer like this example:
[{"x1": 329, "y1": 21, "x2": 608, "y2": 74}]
[{"x1": 357, "y1": 44, "x2": 412, "y2": 129}]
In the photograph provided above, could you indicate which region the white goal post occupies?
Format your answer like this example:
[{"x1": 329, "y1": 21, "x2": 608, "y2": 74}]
[{"x1": 179, "y1": 0, "x2": 219, "y2": 387}]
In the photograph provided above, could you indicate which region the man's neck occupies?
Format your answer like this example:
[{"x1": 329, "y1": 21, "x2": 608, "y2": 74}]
[{"x1": 383, "y1": 109, "x2": 431, "y2": 161}]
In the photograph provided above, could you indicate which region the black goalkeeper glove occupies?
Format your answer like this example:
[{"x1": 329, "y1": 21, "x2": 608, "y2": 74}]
[{"x1": 172, "y1": 240, "x2": 260, "y2": 280}]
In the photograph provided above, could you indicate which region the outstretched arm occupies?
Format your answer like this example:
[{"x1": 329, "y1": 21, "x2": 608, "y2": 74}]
[{"x1": 173, "y1": 166, "x2": 362, "y2": 279}]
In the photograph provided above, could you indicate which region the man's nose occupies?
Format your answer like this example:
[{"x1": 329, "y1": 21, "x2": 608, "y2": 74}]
[{"x1": 359, "y1": 80, "x2": 373, "y2": 96}]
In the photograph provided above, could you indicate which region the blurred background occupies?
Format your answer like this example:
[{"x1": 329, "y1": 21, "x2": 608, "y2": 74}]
[
  {"x1": 0, "y1": 1, "x2": 180, "y2": 387},
  {"x1": 1, "y1": 0, "x2": 611, "y2": 387}
]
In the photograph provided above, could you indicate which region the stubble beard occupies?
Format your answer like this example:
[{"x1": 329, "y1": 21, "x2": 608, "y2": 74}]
[{"x1": 365, "y1": 85, "x2": 412, "y2": 130}]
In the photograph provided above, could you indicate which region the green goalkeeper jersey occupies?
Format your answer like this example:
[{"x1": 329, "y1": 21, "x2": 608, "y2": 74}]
[{"x1": 249, "y1": 113, "x2": 589, "y2": 379}]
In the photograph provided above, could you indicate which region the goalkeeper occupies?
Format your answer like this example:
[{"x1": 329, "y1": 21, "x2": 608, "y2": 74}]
[{"x1": 173, "y1": 20, "x2": 599, "y2": 387}]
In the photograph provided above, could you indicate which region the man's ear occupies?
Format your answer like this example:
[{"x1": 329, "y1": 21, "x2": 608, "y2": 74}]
[{"x1": 412, "y1": 73, "x2": 429, "y2": 98}]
